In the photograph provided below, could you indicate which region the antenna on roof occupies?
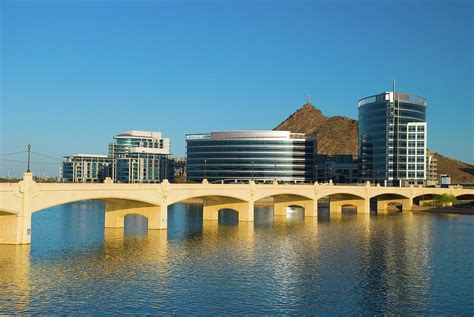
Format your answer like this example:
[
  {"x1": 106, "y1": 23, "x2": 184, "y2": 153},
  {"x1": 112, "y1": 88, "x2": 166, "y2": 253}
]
[
  {"x1": 306, "y1": 95, "x2": 311, "y2": 104},
  {"x1": 393, "y1": 78, "x2": 396, "y2": 93}
]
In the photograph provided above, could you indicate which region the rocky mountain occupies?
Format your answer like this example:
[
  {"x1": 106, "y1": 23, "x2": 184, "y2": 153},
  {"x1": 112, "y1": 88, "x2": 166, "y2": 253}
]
[
  {"x1": 274, "y1": 103, "x2": 359, "y2": 156},
  {"x1": 274, "y1": 103, "x2": 474, "y2": 183},
  {"x1": 432, "y1": 152, "x2": 474, "y2": 184}
]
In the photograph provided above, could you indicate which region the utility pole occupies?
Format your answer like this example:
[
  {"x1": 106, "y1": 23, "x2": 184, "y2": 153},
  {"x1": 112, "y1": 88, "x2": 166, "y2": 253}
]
[{"x1": 27, "y1": 144, "x2": 31, "y2": 173}]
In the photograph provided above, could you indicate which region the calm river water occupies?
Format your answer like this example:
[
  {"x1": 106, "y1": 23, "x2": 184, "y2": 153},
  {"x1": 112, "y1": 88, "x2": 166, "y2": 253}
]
[{"x1": 0, "y1": 203, "x2": 473, "y2": 315}]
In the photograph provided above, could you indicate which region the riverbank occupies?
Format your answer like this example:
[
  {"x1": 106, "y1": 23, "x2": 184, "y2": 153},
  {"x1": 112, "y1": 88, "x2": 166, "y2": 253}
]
[{"x1": 412, "y1": 205, "x2": 474, "y2": 215}]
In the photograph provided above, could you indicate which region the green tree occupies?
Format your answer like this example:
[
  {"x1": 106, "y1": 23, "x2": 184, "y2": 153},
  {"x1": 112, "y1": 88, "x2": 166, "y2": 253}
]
[{"x1": 435, "y1": 194, "x2": 457, "y2": 206}]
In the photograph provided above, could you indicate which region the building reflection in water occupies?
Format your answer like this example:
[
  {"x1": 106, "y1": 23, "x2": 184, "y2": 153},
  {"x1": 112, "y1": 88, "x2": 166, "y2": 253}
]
[
  {"x1": 1, "y1": 202, "x2": 471, "y2": 314},
  {"x1": 359, "y1": 213, "x2": 431, "y2": 314}
]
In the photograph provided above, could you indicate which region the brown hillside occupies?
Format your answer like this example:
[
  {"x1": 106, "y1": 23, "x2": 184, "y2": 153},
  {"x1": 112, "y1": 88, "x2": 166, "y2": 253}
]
[
  {"x1": 274, "y1": 103, "x2": 474, "y2": 183},
  {"x1": 433, "y1": 152, "x2": 474, "y2": 184},
  {"x1": 274, "y1": 103, "x2": 358, "y2": 156}
]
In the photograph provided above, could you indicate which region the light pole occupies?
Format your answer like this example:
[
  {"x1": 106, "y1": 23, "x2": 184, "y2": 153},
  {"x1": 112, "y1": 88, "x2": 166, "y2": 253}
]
[
  {"x1": 251, "y1": 161, "x2": 254, "y2": 180},
  {"x1": 204, "y1": 159, "x2": 207, "y2": 180},
  {"x1": 27, "y1": 144, "x2": 31, "y2": 173},
  {"x1": 315, "y1": 164, "x2": 318, "y2": 183}
]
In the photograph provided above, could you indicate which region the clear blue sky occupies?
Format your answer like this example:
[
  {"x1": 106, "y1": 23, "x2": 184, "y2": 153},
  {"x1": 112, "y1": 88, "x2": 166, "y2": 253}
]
[{"x1": 1, "y1": 0, "x2": 473, "y2": 177}]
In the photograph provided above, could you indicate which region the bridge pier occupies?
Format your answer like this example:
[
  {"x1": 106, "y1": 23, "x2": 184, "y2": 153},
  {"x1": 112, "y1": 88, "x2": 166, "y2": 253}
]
[
  {"x1": 0, "y1": 173, "x2": 34, "y2": 244},
  {"x1": 376, "y1": 198, "x2": 412, "y2": 213},
  {"x1": 203, "y1": 199, "x2": 254, "y2": 222},
  {"x1": 402, "y1": 198, "x2": 413, "y2": 211},
  {"x1": 274, "y1": 198, "x2": 317, "y2": 217},
  {"x1": 0, "y1": 214, "x2": 31, "y2": 245},
  {"x1": 105, "y1": 200, "x2": 167, "y2": 230},
  {"x1": 329, "y1": 199, "x2": 369, "y2": 214}
]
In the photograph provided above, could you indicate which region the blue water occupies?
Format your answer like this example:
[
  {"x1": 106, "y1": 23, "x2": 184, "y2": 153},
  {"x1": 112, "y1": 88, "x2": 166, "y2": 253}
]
[{"x1": 0, "y1": 203, "x2": 473, "y2": 315}]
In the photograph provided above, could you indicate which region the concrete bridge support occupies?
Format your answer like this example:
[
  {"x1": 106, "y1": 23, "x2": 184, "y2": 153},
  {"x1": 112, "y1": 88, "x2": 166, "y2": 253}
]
[
  {"x1": 0, "y1": 214, "x2": 31, "y2": 245},
  {"x1": 376, "y1": 198, "x2": 413, "y2": 213},
  {"x1": 0, "y1": 173, "x2": 34, "y2": 244},
  {"x1": 104, "y1": 200, "x2": 167, "y2": 230},
  {"x1": 274, "y1": 198, "x2": 317, "y2": 217},
  {"x1": 203, "y1": 199, "x2": 254, "y2": 222},
  {"x1": 402, "y1": 198, "x2": 413, "y2": 211},
  {"x1": 329, "y1": 199, "x2": 369, "y2": 214}
]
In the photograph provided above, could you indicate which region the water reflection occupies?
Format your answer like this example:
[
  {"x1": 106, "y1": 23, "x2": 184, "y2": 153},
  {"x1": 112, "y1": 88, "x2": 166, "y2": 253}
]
[
  {"x1": 0, "y1": 245, "x2": 31, "y2": 314},
  {"x1": 0, "y1": 203, "x2": 472, "y2": 314}
]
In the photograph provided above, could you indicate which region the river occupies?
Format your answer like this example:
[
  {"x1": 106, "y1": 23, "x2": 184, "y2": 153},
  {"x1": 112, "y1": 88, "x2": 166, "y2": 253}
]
[{"x1": 0, "y1": 202, "x2": 473, "y2": 314}]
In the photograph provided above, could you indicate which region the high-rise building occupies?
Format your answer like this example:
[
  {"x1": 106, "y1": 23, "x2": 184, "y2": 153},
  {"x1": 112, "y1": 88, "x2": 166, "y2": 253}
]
[
  {"x1": 109, "y1": 130, "x2": 173, "y2": 183},
  {"x1": 62, "y1": 154, "x2": 110, "y2": 183},
  {"x1": 358, "y1": 91, "x2": 427, "y2": 186},
  {"x1": 186, "y1": 130, "x2": 317, "y2": 183}
]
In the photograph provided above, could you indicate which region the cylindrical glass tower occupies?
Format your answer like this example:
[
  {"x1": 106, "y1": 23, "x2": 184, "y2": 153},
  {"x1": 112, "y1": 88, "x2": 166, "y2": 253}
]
[
  {"x1": 186, "y1": 131, "x2": 317, "y2": 183},
  {"x1": 358, "y1": 92, "x2": 427, "y2": 186}
]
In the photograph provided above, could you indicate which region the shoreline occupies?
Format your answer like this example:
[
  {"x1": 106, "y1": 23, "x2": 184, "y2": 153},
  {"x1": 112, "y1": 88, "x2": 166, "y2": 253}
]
[{"x1": 412, "y1": 205, "x2": 474, "y2": 215}]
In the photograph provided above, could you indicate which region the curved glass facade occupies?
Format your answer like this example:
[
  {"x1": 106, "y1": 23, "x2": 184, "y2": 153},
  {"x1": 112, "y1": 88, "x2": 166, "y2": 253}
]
[
  {"x1": 186, "y1": 131, "x2": 317, "y2": 182},
  {"x1": 358, "y1": 92, "x2": 427, "y2": 186}
]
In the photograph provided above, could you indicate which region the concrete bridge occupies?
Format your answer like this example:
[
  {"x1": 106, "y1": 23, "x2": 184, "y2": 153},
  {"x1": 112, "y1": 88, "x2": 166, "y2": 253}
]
[{"x1": 1, "y1": 173, "x2": 473, "y2": 244}]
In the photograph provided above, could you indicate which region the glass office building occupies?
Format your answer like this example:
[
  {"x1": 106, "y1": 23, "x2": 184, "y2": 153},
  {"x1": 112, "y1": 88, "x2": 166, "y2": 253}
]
[
  {"x1": 62, "y1": 154, "x2": 110, "y2": 183},
  {"x1": 186, "y1": 131, "x2": 317, "y2": 182},
  {"x1": 109, "y1": 130, "x2": 174, "y2": 183},
  {"x1": 358, "y1": 92, "x2": 427, "y2": 186},
  {"x1": 315, "y1": 154, "x2": 359, "y2": 184}
]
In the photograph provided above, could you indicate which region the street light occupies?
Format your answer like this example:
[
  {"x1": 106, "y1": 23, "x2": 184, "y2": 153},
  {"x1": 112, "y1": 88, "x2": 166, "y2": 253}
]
[
  {"x1": 204, "y1": 159, "x2": 207, "y2": 180},
  {"x1": 27, "y1": 144, "x2": 31, "y2": 173},
  {"x1": 251, "y1": 161, "x2": 254, "y2": 180}
]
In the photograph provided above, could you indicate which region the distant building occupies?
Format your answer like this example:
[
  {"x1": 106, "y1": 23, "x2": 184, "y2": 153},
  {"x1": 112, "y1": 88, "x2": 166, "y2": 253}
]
[
  {"x1": 62, "y1": 154, "x2": 110, "y2": 183},
  {"x1": 426, "y1": 150, "x2": 438, "y2": 186},
  {"x1": 186, "y1": 131, "x2": 317, "y2": 182},
  {"x1": 315, "y1": 154, "x2": 359, "y2": 183},
  {"x1": 109, "y1": 130, "x2": 174, "y2": 183},
  {"x1": 440, "y1": 174, "x2": 451, "y2": 188},
  {"x1": 358, "y1": 91, "x2": 427, "y2": 186},
  {"x1": 173, "y1": 157, "x2": 187, "y2": 178}
]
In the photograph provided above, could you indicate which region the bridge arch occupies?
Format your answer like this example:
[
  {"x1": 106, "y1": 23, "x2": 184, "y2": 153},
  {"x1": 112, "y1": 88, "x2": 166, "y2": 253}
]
[
  {"x1": 317, "y1": 192, "x2": 366, "y2": 201},
  {"x1": 455, "y1": 194, "x2": 474, "y2": 200},
  {"x1": 369, "y1": 192, "x2": 410, "y2": 200},
  {"x1": 218, "y1": 208, "x2": 240, "y2": 225},
  {"x1": 253, "y1": 191, "x2": 314, "y2": 202},
  {"x1": 254, "y1": 193, "x2": 315, "y2": 218},
  {"x1": 167, "y1": 192, "x2": 249, "y2": 207},
  {"x1": 32, "y1": 194, "x2": 162, "y2": 214},
  {"x1": 318, "y1": 193, "x2": 368, "y2": 214},
  {"x1": 371, "y1": 193, "x2": 412, "y2": 212},
  {"x1": 0, "y1": 209, "x2": 19, "y2": 216},
  {"x1": 340, "y1": 203, "x2": 358, "y2": 214}
]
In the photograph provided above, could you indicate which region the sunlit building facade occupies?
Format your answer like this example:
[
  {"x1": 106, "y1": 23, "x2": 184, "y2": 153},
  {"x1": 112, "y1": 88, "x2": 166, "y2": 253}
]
[
  {"x1": 109, "y1": 130, "x2": 174, "y2": 183},
  {"x1": 62, "y1": 154, "x2": 110, "y2": 183},
  {"x1": 426, "y1": 150, "x2": 438, "y2": 186},
  {"x1": 358, "y1": 92, "x2": 427, "y2": 186},
  {"x1": 186, "y1": 131, "x2": 317, "y2": 182}
]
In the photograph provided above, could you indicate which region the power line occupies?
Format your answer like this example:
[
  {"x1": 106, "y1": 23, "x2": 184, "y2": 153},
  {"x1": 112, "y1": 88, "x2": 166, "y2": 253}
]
[
  {"x1": 30, "y1": 151, "x2": 63, "y2": 161},
  {"x1": 0, "y1": 158, "x2": 60, "y2": 165},
  {"x1": 0, "y1": 150, "x2": 27, "y2": 157}
]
